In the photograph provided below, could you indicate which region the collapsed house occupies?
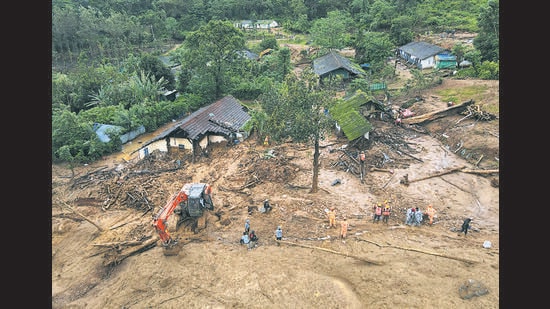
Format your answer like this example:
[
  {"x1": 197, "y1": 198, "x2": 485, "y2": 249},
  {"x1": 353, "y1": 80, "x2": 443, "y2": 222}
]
[{"x1": 135, "y1": 95, "x2": 251, "y2": 160}]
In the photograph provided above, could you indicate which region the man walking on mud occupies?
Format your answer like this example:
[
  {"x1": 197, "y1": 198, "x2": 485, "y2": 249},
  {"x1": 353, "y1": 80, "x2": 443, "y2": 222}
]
[{"x1": 458, "y1": 218, "x2": 472, "y2": 236}]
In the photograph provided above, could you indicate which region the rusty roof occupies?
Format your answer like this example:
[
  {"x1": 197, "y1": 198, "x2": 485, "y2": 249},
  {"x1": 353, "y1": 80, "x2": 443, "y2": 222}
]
[
  {"x1": 136, "y1": 95, "x2": 250, "y2": 151},
  {"x1": 176, "y1": 95, "x2": 250, "y2": 140}
]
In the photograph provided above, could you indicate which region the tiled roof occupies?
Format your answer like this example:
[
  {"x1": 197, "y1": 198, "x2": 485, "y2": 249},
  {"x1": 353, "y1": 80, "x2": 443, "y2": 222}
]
[
  {"x1": 398, "y1": 42, "x2": 446, "y2": 59},
  {"x1": 313, "y1": 50, "x2": 365, "y2": 76},
  {"x1": 139, "y1": 95, "x2": 250, "y2": 150},
  {"x1": 176, "y1": 95, "x2": 250, "y2": 140}
]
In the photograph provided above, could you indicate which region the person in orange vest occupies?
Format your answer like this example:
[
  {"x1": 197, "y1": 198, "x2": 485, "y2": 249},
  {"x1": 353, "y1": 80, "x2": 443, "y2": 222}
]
[
  {"x1": 382, "y1": 201, "x2": 391, "y2": 224},
  {"x1": 327, "y1": 207, "x2": 337, "y2": 228},
  {"x1": 426, "y1": 204, "x2": 436, "y2": 225},
  {"x1": 373, "y1": 203, "x2": 382, "y2": 223},
  {"x1": 340, "y1": 217, "x2": 349, "y2": 240}
]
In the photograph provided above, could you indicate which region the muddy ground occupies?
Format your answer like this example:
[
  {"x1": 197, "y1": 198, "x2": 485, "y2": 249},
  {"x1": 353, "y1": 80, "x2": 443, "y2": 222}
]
[{"x1": 52, "y1": 73, "x2": 499, "y2": 308}]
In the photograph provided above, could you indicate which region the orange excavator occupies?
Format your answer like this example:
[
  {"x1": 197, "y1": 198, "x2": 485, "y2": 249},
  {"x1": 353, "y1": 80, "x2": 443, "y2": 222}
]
[{"x1": 152, "y1": 183, "x2": 214, "y2": 254}]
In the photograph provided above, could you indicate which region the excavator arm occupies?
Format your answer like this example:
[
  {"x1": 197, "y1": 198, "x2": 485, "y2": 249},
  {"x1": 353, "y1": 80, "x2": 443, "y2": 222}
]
[{"x1": 152, "y1": 188, "x2": 189, "y2": 245}]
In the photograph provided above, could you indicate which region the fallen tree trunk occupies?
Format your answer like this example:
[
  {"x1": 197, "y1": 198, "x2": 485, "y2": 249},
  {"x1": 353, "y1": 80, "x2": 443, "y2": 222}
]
[
  {"x1": 401, "y1": 99, "x2": 475, "y2": 125},
  {"x1": 56, "y1": 199, "x2": 105, "y2": 232},
  {"x1": 370, "y1": 167, "x2": 394, "y2": 174},
  {"x1": 461, "y1": 169, "x2": 499, "y2": 175},
  {"x1": 357, "y1": 238, "x2": 477, "y2": 264},
  {"x1": 278, "y1": 240, "x2": 383, "y2": 265},
  {"x1": 103, "y1": 237, "x2": 157, "y2": 267},
  {"x1": 404, "y1": 166, "x2": 465, "y2": 184},
  {"x1": 92, "y1": 240, "x2": 144, "y2": 247}
]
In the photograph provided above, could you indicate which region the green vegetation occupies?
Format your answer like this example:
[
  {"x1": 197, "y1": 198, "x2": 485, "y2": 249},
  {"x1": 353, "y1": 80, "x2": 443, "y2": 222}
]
[
  {"x1": 52, "y1": 0, "x2": 499, "y2": 165},
  {"x1": 437, "y1": 85, "x2": 499, "y2": 114},
  {"x1": 438, "y1": 85, "x2": 488, "y2": 103}
]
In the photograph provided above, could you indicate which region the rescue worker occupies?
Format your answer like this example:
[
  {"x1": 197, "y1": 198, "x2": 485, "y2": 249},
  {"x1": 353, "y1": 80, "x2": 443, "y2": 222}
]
[
  {"x1": 382, "y1": 202, "x2": 391, "y2": 224},
  {"x1": 240, "y1": 231, "x2": 250, "y2": 245},
  {"x1": 275, "y1": 226, "x2": 283, "y2": 240},
  {"x1": 426, "y1": 204, "x2": 436, "y2": 225},
  {"x1": 459, "y1": 218, "x2": 472, "y2": 236},
  {"x1": 373, "y1": 203, "x2": 382, "y2": 223},
  {"x1": 248, "y1": 230, "x2": 258, "y2": 249},
  {"x1": 249, "y1": 230, "x2": 258, "y2": 242},
  {"x1": 358, "y1": 151, "x2": 366, "y2": 164},
  {"x1": 405, "y1": 207, "x2": 416, "y2": 225},
  {"x1": 358, "y1": 151, "x2": 366, "y2": 180},
  {"x1": 244, "y1": 219, "x2": 250, "y2": 233},
  {"x1": 340, "y1": 217, "x2": 349, "y2": 240},
  {"x1": 414, "y1": 207, "x2": 423, "y2": 226},
  {"x1": 263, "y1": 199, "x2": 272, "y2": 213},
  {"x1": 328, "y1": 207, "x2": 337, "y2": 228}
]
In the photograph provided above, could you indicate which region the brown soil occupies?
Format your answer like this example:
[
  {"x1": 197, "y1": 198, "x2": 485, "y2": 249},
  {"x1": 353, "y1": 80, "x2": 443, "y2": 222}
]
[{"x1": 52, "y1": 43, "x2": 499, "y2": 308}]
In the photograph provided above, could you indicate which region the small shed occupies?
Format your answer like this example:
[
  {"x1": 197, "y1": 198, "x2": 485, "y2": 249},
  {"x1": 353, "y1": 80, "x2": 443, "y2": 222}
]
[{"x1": 435, "y1": 54, "x2": 458, "y2": 69}]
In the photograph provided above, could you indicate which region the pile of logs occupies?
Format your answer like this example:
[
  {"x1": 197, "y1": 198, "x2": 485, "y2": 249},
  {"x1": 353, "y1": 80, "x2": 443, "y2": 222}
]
[{"x1": 460, "y1": 104, "x2": 497, "y2": 121}]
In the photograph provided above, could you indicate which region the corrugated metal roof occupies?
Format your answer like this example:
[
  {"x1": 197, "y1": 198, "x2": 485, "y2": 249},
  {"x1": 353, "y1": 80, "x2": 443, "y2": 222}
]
[
  {"x1": 313, "y1": 50, "x2": 365, "y2": 76},
  {"x1": 398, "y1": 42, "x2": 446, "y2": 59},
  {"x1": 93, "y1": 123, "x2": 124, "y2": 143},
  {"x1": 436, "y1": 54, "x2": 457, "y2": 61}
]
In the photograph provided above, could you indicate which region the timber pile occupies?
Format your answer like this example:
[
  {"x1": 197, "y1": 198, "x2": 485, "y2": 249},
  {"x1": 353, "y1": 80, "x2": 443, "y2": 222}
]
[
  {"x1": 401, "y1": 99, "x2": 475, "y2": 125},
  {"x1": 460, "y1": 104, "x2": 497, "y2": 121},
  {"x1": 221, "y1": 146, "x2": 300, "y2": 192}
]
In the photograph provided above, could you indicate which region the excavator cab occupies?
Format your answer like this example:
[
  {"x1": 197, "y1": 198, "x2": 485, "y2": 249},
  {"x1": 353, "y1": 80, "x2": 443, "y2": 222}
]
[
  {"x1": 186, "y1": 183, "x2": 214, "y2": 216},
  {"x1": 153, "y1": 183, "x2": 214, "y2": 255}
]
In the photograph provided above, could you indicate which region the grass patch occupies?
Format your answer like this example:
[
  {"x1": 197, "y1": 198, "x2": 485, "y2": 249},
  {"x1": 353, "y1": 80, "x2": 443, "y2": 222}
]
[
  {"x1": 436, "y1": 85, "x2": 488, "y2": 103},
  {"x1": 437, "y1": 84, "x2": 498, "y2": 115}
]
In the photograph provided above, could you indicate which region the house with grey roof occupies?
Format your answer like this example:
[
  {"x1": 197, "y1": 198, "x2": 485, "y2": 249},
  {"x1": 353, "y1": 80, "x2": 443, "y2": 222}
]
[
  {"x1": 135, "y1": 95, "x2": 251, "y2": 160},
  {"x1": 313, "y1": 50, "x2": 366, "y2": 82},
  {"x1": 234, "y1": 20, "x2": 279, "y2": 30},
  {"x1": 396, "y1": 41, "x2": 453, "y2": 70}
]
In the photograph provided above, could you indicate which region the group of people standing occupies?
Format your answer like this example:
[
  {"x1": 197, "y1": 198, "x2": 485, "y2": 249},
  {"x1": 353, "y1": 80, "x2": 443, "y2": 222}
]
[
  {"x1": 405, "y1": 204, "x2": 438, "y2": 226},
  {"x1": 240, "y1": 218, "x2": 258, "y2": 249},
  {"x1": 372, "y1": 200, "x2": 392, "y2": 224},
  {"x1": 327, "y1": 207, "x2": 349, "y2": 241},
  {"x1": 240, "y1": 197, "x2": 472, "y2": 249},
  {"x1": 240, "y1": 217, "x2": 285, "y2": 249}
]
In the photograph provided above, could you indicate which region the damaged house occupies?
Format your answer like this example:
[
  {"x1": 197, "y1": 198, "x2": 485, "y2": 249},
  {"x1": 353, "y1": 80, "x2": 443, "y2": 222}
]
[
  {"x1": 329, "y1": 90, "x2": 388, "y2": 141},
  {"x1": 135, "y1": 95, "x2": 251, "y2": 160}
]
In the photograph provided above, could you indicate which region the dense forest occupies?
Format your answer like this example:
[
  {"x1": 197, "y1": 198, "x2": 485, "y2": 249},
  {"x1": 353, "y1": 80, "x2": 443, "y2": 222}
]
[{"x1": 52, "y1": 0, "x2": 499, "y2": 166}]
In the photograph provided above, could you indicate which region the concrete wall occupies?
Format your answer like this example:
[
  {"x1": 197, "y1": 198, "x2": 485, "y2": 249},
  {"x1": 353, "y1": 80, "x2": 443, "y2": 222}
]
[{"x1": 137, "y1": 140, "x2": 168, "y2": 160}]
